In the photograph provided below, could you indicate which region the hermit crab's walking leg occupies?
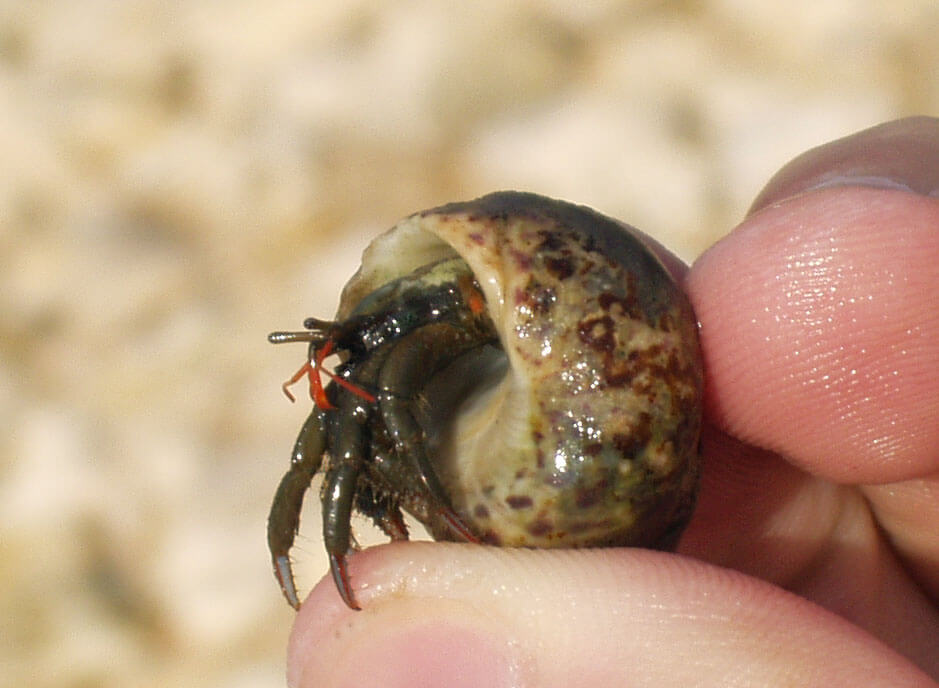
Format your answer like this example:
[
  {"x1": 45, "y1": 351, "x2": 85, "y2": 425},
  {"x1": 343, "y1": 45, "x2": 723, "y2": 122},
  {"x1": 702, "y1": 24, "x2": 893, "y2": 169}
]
[
  {"x1": 320, "y1": 346, "x2": 392, "y2": 610},
  {"x1": 321, "y1": 458, "x2": 362, "y2": 610},
  {"x1": 378, "y1": 322, "x2": 497, "y2": 542},
  {"x1": 354, "y1": 479, "x2": 410, "y2": 541},
  {"x1": 267, "y1": 409, "x2": 327, "y2": 609}
]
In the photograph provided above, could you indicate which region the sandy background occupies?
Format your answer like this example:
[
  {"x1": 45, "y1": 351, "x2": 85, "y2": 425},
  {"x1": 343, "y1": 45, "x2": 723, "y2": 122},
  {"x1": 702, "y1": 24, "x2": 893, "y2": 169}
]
[{"x1": 2, "y1": 2, "x2": 937, "y2": 686}]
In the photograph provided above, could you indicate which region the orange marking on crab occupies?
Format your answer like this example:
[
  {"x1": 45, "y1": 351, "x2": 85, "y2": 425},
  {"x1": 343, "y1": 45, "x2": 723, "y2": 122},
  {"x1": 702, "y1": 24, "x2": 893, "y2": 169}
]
[
  {"x1": 280, "y1": 361, "x2": 312, "y2": 404},
  {"x1": 281, "y1": 339, "x2": 375, "y2": 409},
  {"x1": 458, "y1": 274, "x2": 487, "y2": 316},
  {"x1": 468, "y1": 291, "x2": 486, "y2": 316},
  {"x1": 310, "y1": 341, "x2": 337, "y2": 409}
]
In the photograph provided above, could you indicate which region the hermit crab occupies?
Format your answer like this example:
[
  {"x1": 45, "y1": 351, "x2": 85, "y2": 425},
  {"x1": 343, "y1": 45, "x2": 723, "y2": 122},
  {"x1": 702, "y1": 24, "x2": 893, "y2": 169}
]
[{"x1": 268, "y1": 191, "x2": 704, "y2": 610}]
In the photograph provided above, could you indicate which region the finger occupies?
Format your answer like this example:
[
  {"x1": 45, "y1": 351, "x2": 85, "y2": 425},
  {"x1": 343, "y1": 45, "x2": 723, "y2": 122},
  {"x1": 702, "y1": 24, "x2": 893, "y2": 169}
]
[
  {"x1": 688, "y1": 180, "x2": 939, "y2": 485},
  {"x1": 677, "y1": 425, "x2": 847, "y2": 586},
  {"x1": 679, "y1": 425, "x2": 939, "y2": 656},
  {"x1": 686, "y1": 117, "x2": 939, "y2": 606},
  {"x1": 287, "y1": 543, "x2": 935, "y2": 687},
  {"x1": 749, "y1": 116, "x2": 939, "y2": 212},
  {"x1": 863, "y1": 473, "x2": 939, "y2": 603}
]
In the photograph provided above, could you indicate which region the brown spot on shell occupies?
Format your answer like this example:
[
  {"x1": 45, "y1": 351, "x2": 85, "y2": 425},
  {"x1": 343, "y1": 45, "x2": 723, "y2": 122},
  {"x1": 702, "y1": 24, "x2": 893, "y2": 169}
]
[
  {"x1": 578, "y1": 315, "x2": 615, "y2": 353},
  {"x1": 511, "y1": 248, "x2": 533, "y2": 270},
  {"x1": 473, "y1": 504, "x2": 490, "y2": 519},
  {"x1": 578, "y1": 259, "x2": 596, "y2": 276},
  {"x1": 612, "y1": 412, "x2": 653, "y2": 459},
  {"x1": 544, "y1": 256, "x2": 574, "y2": 280},
  {"x1": 536, "y1": 229, "x2": 565, "y2": 252},
  {"x1": 527, "y1": 519, "x2": 554, "y2": 537},
  {"x1": 598, "y1": 291, "x2": 623, "y2": 311},
  {"x1": 518, "y1": 276, "x2": 557, "y2": 316},
  {"x1": 605, "y1": 349, "x2": 642, "y2": 387},
  {"x1": 596, "y1": 283, "x2": 645, "y2": 322},
  {"x1": 481, "y1": 530, "x2": 502, "y2": 546},
  {"x1": 575, "y1": 480, "x2": 609, "y2": 509},
  {"x1": 506, "y1": 495, "x2": 534, "y2": 509}
]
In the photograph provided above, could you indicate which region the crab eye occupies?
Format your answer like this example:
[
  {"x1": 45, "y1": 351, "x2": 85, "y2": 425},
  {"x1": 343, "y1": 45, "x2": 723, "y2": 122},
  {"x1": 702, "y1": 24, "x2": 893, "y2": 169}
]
[{"x1": 268, "y1": 191, "x2": 704, "y2": 610}]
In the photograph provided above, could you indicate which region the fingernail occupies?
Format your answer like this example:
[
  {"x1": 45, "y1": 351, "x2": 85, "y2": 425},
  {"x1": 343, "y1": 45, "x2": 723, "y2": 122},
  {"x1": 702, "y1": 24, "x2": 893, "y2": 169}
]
[
  {"x1": 800, "y1": 173, "x2": 927, "y2": 195},
  {"x1": 749, "y1": 117, "x2": 939, "y2": 213}
]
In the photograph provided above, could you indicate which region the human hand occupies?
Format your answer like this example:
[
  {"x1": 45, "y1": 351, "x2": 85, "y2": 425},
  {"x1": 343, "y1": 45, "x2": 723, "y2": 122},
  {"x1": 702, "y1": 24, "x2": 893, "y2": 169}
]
[{"x1": 286, "y1": 117, "x2": 939, "y2": 687}]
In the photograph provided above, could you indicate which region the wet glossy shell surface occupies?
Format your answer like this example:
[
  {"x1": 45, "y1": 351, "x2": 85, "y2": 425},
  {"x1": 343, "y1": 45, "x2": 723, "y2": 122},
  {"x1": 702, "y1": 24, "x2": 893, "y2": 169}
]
[{"x1": 339, "y1": 192, "x2": 704, "y2": 549}]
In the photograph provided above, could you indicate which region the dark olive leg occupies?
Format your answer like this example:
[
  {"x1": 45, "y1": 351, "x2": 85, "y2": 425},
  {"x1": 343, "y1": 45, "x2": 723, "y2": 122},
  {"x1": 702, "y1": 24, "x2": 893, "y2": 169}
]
[
  {"x1": 378, "y1": 322, "x2": 495, "y2": 541},
  {"x1": 321, "y1": 460, "x2": 361, "y2": 610},
  {"x1": 355, "y1": 479, "x2": 410, "y2": 541},
  {"x1": 267, "y1": 409, "x2": 327, "y2": 609},
  {"x1": 377, "y1": 505, "x2": 409, "y2": 541},
  {"x1": 320, "y1": 348, "x2": 391, "y2": 610}
]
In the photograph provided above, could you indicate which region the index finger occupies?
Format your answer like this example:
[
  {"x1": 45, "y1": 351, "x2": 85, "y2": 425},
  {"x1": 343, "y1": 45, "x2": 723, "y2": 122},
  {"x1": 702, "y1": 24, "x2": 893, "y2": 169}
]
[{"x1": 687, "y1": 118, "x2": 939, "y2": 484}]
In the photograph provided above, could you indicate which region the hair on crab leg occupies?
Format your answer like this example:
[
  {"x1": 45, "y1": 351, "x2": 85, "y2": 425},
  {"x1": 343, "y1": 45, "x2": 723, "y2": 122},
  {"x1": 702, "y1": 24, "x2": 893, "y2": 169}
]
[
  {"x1": 321, "y1": 344, "x2": 395, "y2": 610},
  {"x1": 267, "y1": 409, "x2": 328, "y2": 609},
  {"x1": 355, "y1": 480, "x2": 411, "y2": 541},
  {"x1": 322, "y1": 460, "x2": 363, "y2": 610},
  {"x1": 322, "y1": 382, "x2": 372, "y2": 610},
  {"x1": 274, "y1": 555, "x2": 301, "y2": 610}
]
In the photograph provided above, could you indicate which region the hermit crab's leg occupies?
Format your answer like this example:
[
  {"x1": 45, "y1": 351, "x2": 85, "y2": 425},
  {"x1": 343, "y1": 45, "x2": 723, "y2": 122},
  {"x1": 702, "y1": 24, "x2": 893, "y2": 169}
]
[
  {"x1": 321, "y1": 459, "x2": 362, "y2": 610},
  {"x1": 268, "y1": 317, "x2": 335, "y2": 348},
  {"x1": 269, "y1": 321, "x2": 336, "y2": 407},
  {"x1": 355, "y1": 480, "x2": 410, "y2": 541},
  {"x1": 267, "y1": 409, "x2": 327, "y2": 609},
  {"x1": 272, "y1": 329, "x2": 375, "y2": 410},
  {"x1": 378, "y1": 321, "x2": 497, "y2": 542},
  {"x1": 321, "y1": 345, "x2": 392, "y2": 610}
]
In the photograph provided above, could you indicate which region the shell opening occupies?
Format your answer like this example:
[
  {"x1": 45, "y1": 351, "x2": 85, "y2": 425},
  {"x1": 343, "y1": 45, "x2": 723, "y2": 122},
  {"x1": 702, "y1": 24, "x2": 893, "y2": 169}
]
[{"x1": 335, "y1": 193, "x2": 703, "y2": 549}]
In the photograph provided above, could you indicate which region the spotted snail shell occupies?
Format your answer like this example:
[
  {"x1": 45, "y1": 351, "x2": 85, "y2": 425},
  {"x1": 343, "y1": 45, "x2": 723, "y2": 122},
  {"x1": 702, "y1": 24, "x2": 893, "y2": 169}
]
[{"x1": 336, "y1": 191, "x2": 704, "y2": 549}]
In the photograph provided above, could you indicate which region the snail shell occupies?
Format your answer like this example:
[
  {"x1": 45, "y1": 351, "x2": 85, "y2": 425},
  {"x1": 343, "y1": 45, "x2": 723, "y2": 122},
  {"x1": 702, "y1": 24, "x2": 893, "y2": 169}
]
[{"x1": 337, "y1": 191, "x2": 703, "y2": 548}]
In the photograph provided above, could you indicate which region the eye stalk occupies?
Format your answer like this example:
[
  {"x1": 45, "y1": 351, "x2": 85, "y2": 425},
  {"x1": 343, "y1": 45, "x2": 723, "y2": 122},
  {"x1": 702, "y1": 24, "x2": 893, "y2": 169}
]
[{"x1": 270, "y1": 325, "x2": 376, "y2": 408}]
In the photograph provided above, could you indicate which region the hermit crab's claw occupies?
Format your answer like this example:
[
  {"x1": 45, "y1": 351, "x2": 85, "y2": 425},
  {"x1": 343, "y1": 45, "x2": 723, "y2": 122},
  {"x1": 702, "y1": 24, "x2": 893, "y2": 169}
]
[
  {"x1": 273, "y1": 555, "x2": 301, "y2": 610},
  {"x1": 267, "y1": 410, "x2": 328, "y2": 610},
  {"x1": 440, "y1": 507, "x2": 480, "y2": 543},
  {"x1": 328, "y1": 552, "x2": 360, "y2": 611}
]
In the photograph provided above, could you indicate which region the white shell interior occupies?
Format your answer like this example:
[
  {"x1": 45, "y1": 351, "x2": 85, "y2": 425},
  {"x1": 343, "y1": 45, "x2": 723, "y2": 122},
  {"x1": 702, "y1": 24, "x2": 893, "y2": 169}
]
[{"x1": 337, "y1": 212, "x2": 538, "y2": 539}]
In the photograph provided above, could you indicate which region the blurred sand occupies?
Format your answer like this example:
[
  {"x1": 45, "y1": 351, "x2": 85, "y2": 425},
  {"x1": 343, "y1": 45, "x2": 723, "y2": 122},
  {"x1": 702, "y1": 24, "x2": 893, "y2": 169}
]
[{"x1": 2, "y1": 1, "x2": 937, "y2": 686}]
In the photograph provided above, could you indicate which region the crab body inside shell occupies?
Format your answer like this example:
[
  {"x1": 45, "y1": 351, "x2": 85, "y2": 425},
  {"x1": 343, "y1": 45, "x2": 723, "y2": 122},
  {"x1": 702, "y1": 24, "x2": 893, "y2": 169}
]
[{"x1": 267, "y1": 192, "x2": 704, "y2": 610}]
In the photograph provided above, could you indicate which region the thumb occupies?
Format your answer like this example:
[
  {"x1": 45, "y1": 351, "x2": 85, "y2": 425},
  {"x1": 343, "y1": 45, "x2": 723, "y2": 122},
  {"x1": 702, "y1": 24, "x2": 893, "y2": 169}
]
[{"x1": 286, "y1": 542, "x2": 931, "y2": 688}]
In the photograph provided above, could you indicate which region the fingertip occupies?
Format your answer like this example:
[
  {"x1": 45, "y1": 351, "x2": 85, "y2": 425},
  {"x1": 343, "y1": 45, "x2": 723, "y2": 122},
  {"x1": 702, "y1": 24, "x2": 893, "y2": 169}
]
[
  {"x1": 689, "y1": 186, "x2": 939, "y2": 483},
  {"x1": 286, "y1": 573, "x2": 349, "y2": 687},
  {"x1": 286, "y1": 543, "x2": 932, "y2": 687},
  {"x1": 749, "y1": 116, "x2": 939, "y2": 212},
  {"x1": 286, "y1": 545, "x2": 530, "y2": 688}
]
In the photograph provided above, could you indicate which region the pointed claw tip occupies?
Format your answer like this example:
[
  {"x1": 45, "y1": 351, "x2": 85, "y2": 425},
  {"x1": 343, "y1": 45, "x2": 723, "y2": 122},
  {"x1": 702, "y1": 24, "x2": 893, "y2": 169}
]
[
  {"x1": 274, "y1": 555, "x2": 302, "y2": 610},
  {"x1": 329, "y1": 552, "x2": 361, "y2": 610},
  {"x1": 441, "y1": 508, "x2": 480, "y2": 544}
]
